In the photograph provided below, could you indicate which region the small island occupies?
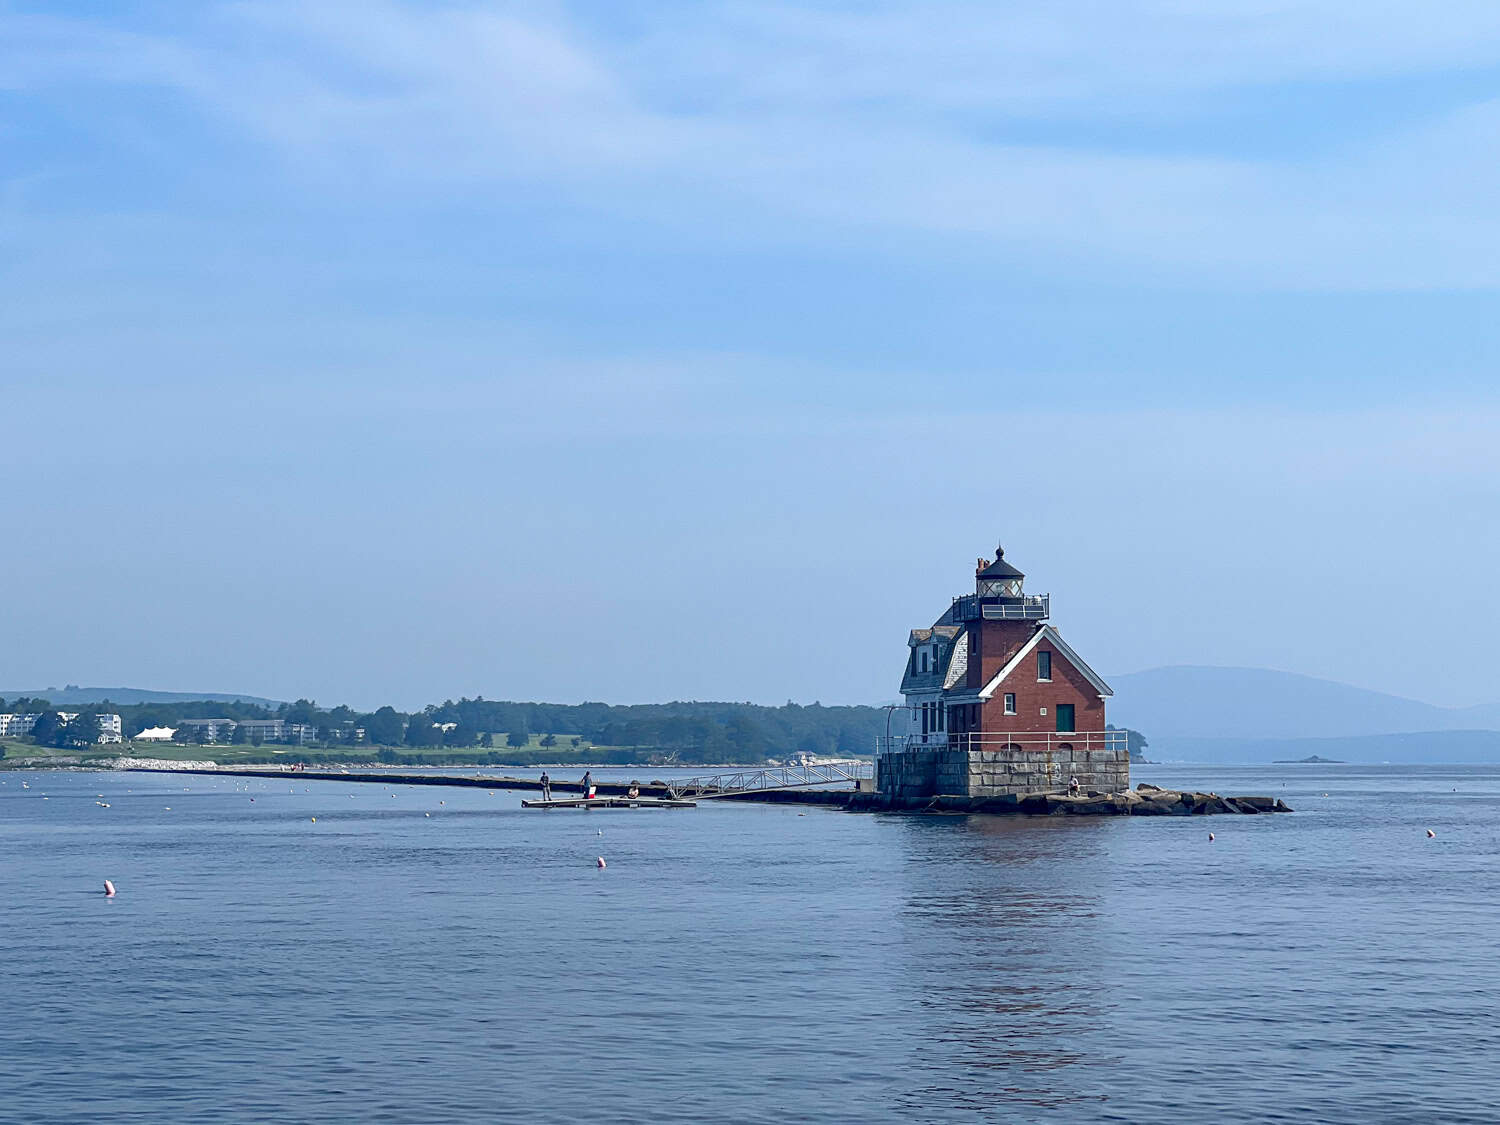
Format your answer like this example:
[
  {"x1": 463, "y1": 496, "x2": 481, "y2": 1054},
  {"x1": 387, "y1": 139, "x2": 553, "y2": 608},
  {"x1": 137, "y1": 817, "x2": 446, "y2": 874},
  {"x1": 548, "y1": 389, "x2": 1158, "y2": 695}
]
[{"x1": 1272, "y1": 755, "x2": 1345, "y2": 764}]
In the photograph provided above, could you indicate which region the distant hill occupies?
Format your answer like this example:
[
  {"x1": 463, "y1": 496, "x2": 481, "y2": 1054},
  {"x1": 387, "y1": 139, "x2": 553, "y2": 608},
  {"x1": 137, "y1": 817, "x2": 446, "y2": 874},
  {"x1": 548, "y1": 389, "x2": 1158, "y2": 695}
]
[
  {"x1": 0, "y1": 686, "x2": 284, "y2": 707},
  {"x1": 1108, "y1": 666, "x2": 1500, "y2": 741}
]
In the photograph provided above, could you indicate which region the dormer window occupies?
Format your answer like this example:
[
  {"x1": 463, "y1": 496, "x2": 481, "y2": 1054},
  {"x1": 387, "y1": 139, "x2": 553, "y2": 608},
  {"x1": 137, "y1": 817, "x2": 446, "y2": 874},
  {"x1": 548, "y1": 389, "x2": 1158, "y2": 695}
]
[{"x1": 920, "y1": 651, "x2": 929, "y2": 673}]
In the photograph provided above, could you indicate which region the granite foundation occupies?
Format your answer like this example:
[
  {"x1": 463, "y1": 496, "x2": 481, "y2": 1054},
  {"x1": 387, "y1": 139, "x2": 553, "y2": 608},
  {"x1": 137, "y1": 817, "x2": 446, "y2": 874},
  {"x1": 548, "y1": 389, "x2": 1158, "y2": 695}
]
[{"x1": 876, "y1": 745, "x2": 1130, "y2": 801}]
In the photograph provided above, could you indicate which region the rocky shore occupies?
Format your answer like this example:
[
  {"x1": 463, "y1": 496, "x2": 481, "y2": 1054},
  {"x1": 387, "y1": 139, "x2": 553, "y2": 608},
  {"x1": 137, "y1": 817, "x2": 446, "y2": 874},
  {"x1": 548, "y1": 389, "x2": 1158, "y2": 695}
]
[{"x1": 846, "y1": 782, "x2": 1292, "y2": 816}]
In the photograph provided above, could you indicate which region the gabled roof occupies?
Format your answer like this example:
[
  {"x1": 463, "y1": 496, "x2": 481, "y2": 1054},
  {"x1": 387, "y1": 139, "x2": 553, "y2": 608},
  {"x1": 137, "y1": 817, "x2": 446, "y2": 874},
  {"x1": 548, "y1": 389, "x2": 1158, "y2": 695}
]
[
  {"x1": 977, "y1": 625, "x2": 1113, "y2": 699},
  {"x1": 908, "y1": 625, "x2": 961, "y2": 646}
]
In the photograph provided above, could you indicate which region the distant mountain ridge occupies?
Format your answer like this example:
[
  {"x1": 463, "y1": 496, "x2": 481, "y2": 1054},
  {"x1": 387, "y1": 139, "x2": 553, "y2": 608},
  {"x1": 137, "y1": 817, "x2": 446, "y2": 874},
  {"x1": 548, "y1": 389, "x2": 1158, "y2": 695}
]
[
  {"x1": 0, "y1": 686, "x2": 284, "y2": 707},
  {"x1": 1107, "y1": 665, "x2": 1500, "y2": 741}
]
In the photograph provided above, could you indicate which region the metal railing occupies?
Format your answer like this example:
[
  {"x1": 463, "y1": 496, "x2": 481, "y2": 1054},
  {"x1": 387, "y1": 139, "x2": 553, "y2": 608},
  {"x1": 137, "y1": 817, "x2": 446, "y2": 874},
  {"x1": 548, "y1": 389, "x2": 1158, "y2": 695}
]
[
  {"x1": 876, "y1": 730, "x2": 1127, "y2": 755},
  {"x1": 660, "y1": 762, "x2": 873, "y2": 798},
  {"x1": 950, "y1": 594, "x2": 1050, "y2": 621}
]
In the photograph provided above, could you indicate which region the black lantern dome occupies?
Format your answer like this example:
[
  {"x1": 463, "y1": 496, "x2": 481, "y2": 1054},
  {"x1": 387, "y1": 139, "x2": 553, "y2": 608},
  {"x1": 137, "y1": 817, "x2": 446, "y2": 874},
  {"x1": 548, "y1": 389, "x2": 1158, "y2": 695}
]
[{"x1": 976, "y1": 543, "x2": 1025, "y2": 601}]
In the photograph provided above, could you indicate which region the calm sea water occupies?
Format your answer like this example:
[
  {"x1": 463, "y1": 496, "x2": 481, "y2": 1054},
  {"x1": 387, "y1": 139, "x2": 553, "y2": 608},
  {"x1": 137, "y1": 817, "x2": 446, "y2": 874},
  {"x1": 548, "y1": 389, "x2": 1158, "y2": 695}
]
[{"x1": 2, "y1": 763, "x2": 1498, "y2": 1124}]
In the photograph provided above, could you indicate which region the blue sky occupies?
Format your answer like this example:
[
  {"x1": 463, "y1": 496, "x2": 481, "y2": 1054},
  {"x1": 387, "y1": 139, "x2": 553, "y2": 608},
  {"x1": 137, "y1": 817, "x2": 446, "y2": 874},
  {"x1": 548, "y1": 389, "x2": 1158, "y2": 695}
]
[{"x1": 4, "y1": 0, "x2": 1500, "y2": 709}]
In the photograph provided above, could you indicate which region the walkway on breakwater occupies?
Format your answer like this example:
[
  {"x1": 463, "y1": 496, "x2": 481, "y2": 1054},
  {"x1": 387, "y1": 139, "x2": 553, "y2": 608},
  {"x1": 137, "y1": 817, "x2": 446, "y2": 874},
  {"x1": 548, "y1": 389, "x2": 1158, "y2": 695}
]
[
  {"x1": 123, "y1": 767, "x2": 846, "y2": 805},
  {"x1": 122, "y1": 768, "x2": 1289, "y2": 815}
]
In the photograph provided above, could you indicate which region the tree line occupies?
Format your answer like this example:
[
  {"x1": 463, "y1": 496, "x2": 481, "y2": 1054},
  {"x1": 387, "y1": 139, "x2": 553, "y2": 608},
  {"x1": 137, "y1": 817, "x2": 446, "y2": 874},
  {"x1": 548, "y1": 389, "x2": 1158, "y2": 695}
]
[{"x1": 0, "y1": 695, "x2": 890, "y2": 762}]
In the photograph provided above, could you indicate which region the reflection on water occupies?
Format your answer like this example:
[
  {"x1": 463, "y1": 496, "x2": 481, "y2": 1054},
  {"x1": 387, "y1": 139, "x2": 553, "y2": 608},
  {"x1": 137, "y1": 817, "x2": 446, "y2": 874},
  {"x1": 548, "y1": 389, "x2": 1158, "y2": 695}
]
[
  {"x1": 3, "y1": 764, "x2": 1500, "y2": 1122},
  {"x1": 891, "y1": 818, "x2": 1119, "y2": 1114}
]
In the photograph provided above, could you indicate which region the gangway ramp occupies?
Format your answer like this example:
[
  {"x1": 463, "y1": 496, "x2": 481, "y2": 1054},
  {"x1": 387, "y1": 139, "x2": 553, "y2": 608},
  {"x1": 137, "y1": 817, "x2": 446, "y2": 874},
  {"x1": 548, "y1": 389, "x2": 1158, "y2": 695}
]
[{"x1": 661, "y1": 762, "x2": 872, "y2": 799}]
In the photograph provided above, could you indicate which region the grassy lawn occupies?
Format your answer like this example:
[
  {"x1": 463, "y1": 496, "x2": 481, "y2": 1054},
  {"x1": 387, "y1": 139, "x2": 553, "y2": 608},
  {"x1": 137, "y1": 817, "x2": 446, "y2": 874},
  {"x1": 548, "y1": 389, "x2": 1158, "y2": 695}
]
[{"x1": 0, "y1": 734, "x2": 740, "y2": 770}]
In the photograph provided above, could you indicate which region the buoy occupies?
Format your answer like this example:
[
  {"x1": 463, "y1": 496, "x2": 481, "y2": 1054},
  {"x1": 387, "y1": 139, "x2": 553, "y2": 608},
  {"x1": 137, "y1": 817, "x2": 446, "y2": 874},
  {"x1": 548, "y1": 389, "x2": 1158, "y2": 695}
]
[
  {"x1": 1427, "y1": 829, "x2": 1436, "y2": 838},
  {"x1": 103, "y1": 880, "x2": 116, "y2": 897},
  {"x1": 425, "y1": 812, "x2": 430, "y2": 817},
  {"x1": 1208, "y1": 833, "x2": 1215, "y2": 841},
  {"x1": 310, "y1": 817, "x2": 316, "y2": 823},
  {"x1": 597, "y1": 829, "x2": 603, "y2": 835},
  {"x1": 596, "y1": 857, "x2": 606, "y2": 869}
]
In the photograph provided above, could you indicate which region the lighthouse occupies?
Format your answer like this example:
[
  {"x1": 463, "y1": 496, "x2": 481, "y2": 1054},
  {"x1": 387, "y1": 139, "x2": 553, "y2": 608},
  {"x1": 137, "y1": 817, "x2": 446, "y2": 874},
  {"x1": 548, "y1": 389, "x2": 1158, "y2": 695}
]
[{"x1": 878, "y1": 542, "x2": 1128, "y2": 801}]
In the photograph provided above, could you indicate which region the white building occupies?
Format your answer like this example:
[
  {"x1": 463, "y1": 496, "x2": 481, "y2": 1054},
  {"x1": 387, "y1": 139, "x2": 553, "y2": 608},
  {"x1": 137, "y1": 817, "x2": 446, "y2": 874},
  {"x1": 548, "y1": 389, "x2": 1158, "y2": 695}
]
[
  {"x1": 0, "y1": 711, "x2": 122, "y2": 743},
  {"x1": 0, "y1": 714, "x2": 40, "y2": 737}
]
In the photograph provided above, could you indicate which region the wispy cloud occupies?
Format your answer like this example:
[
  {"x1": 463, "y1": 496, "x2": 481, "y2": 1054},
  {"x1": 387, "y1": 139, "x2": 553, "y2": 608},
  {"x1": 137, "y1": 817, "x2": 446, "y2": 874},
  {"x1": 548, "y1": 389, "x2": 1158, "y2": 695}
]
[{"x1": 8, "y1": 1, "x2": 1500, "y2": 289}]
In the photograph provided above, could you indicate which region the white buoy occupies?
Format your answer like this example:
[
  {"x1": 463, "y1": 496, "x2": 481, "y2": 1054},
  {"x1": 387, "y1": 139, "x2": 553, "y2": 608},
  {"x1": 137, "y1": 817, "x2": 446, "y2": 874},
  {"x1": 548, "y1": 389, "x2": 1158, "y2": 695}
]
[
  {"x1": 103, "y1": 880, "x2": 116, "y2": 897},
  {"x1": 596, "y1": 857, "x2": 607, "y2": 869},
  {"x1": 425, "y1": 812, "x2": 430, "y2": 817},
  {"x1": 1427, "y1": 829, "x2": 1436, "y2": 838}
]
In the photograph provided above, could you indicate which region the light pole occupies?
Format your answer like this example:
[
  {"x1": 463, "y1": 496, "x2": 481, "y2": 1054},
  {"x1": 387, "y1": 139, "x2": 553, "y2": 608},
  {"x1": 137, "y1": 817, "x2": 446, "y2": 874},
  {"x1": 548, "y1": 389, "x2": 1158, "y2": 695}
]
[{"x1": 881, "y1": 703, "x2": 919, "y2": 755}]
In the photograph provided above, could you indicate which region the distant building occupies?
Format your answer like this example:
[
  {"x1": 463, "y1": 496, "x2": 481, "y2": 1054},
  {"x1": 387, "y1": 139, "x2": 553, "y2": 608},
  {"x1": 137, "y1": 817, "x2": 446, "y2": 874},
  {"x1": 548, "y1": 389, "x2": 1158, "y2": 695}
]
[
  {"x1": 0, "y1": 711, "x2": 120, "y2": 742},
  {"x1": 0, "y1": 714, "x2": 40, "y2": 737},
  {"x1": 174, "y1": 718, "x2": 237, "y2": 743},
  {"x1": 878, "y1": 541, "x2": 1127, "y2": 800},
  {"x1": 235, "y1": 719, "x2": 286, "y2": 742}
]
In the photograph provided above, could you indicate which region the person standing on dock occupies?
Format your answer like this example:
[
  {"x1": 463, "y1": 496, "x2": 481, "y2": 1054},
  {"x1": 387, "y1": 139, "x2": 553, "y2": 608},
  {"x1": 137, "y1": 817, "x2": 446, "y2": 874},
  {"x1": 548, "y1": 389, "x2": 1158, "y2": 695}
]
[
  {"x1": 582, "y1": 770, "x2": 594, "y2": 799},
  {"x1": 540, "y1": 771, "x2": 552, "y2": 801}
]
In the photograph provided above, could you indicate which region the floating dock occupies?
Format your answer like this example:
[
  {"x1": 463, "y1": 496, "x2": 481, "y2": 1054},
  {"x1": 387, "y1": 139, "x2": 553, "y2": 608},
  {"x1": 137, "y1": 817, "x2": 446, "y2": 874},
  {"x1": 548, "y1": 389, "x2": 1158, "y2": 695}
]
[{"x1": 520, "y1": 796, "x2": 696, "y2": 810}]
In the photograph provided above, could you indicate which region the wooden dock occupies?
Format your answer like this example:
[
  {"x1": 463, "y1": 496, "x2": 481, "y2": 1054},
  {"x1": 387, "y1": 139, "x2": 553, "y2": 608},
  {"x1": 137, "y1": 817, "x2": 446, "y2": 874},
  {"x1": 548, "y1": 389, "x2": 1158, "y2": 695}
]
[{"x1": 520, "y1": 796, "x2": 696, "y2": 810}]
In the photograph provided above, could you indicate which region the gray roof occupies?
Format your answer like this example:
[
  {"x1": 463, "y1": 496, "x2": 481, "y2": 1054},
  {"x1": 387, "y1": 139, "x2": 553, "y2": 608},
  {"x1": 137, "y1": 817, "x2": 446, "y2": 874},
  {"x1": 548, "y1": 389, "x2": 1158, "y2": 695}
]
[{"x1": 977, "y1": 552, "x2": 1024, "y2": 580}]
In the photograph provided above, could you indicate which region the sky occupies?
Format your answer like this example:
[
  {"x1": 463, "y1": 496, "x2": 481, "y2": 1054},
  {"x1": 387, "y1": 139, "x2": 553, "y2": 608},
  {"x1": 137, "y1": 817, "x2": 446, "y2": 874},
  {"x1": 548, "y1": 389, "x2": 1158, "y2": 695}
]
[{"x1": 4, "y1": 0, "x2": 1500, "y2": 710}]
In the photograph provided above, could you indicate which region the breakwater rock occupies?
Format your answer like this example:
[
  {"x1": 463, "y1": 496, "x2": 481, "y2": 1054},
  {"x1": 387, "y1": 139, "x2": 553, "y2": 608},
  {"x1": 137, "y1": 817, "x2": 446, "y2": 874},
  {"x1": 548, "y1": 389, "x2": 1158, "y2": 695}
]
[{"x1": 848, "y1": 782, "x2": 1292, "y2": 816}]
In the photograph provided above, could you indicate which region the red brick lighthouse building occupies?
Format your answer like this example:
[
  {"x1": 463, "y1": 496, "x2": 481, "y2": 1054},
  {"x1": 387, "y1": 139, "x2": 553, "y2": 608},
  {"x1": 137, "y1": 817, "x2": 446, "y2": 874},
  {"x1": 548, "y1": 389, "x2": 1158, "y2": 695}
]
[{"x1": 877, "y1": 542, "x2": 1128, "y2": 801}]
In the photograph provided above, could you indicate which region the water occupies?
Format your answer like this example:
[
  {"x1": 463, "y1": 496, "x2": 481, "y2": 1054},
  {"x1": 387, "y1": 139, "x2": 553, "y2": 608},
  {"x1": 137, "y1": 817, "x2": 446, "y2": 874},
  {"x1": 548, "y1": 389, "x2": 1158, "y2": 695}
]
[{"x1": 2, "y1": 763, "x2": 1497, "y2": 1123}]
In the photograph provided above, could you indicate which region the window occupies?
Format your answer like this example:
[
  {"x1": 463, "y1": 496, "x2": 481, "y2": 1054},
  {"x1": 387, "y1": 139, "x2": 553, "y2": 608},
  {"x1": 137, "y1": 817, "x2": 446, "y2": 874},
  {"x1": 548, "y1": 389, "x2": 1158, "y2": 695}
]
[
  {"x1": 1037, "y1": 650, "x2": 1052, "y2": 681},
  {"x1": 1003, "y1": 693, "x2": 1016, "y2": 715},
  {"x1": 921, "y1": 703, "x2": 929, "y2": 734},
  {"x1": 920, "y1": 651, "x2": 929, "y2": 673}
]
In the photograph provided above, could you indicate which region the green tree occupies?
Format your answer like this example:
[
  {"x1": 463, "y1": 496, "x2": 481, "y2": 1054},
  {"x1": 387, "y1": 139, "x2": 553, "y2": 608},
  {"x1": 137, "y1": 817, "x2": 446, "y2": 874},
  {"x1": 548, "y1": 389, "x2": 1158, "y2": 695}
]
[
  {"x1": 539, "y1": 732, "x2": 557, "y2": 748},
  {"x1": 231, "y1": 723, "x2": 248, "y2": 745},
  {"x1": 30, "y1": 711, "x2": 65, "y2": 747},
  {"x1": 406, "y1": 713, "x2": 439, "y2": 747},
  {"x1": 363, "y1": 707, "x2": 404, "y2": 746},
  {"x1": 62, "y1": 712, "x2": 101, "y2": 748},
  {"x1": 506, "y1": 718, "x2": 530, "y2": 748}
]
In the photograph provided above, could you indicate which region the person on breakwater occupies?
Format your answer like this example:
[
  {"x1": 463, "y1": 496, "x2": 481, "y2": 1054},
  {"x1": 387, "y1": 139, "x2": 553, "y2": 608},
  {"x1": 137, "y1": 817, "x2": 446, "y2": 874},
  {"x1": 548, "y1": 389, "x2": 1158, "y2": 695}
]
[
  {"x1": 581, "y1": 770, "x2": 594, "y2": 799},
  {"x1": 627, "y1": 783, "x2": 640, "y2": 800},
  {"x1": 540, "y1": 771, "x2": 552, "y2": 801},
  {"x1": 1068, "y1": 775, "x2": 1081, "y2": 796}
]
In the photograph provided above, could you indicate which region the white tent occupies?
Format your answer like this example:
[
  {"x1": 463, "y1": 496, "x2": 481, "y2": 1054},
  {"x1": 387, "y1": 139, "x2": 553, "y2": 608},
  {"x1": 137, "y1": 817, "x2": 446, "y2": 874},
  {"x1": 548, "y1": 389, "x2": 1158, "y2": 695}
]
[{"x1": 135, "y1": 726, "x2": 176, "y2": 741}]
